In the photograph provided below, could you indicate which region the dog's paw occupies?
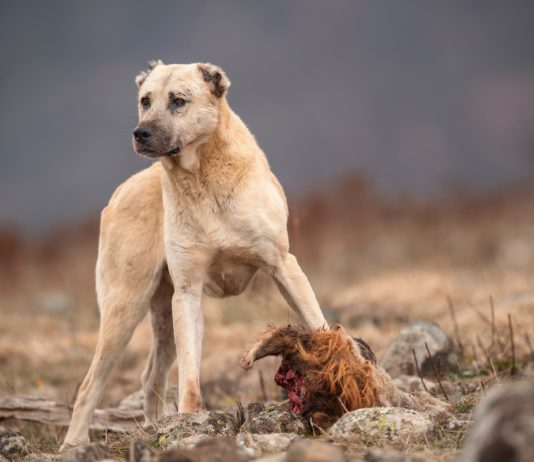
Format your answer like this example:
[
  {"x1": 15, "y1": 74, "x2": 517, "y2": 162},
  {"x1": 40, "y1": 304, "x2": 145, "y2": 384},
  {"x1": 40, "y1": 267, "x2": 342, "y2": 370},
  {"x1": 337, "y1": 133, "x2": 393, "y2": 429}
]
[{"x1": 59, "y1": 436, "x2": 90, "y2": 452}]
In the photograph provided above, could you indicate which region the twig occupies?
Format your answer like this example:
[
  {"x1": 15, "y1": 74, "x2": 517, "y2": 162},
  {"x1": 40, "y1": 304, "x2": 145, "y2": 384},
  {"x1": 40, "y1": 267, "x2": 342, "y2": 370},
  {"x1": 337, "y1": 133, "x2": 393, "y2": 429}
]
[
  {"x1": 447, "y1": 296, "x2": 465, "y2": 360},
  {"x1": 424, "y1": 342, "x2": 450, "y2": 402},
  {"x1": 488, "y1": 357, "x2": 500, "y2": 383},
  {"x1": 490, "y1": 296, "x2": 496, "y2": 354},
  {"x1": 235, "y1": 400, "x2": 245, "y2": 428},
  {"x1": 470, "y1": 301, "x2": 506, "y2": 355},
  {"x1": 258, "y1": 370, "x2": 268, "y2": 402},
  {"x1": 480, "y1": 381, "x2": 486, "y2": 395},
  {"x1": 508, "y1": 314, "x2": 517, "y2": 375},
  {"x1": 309, "y1": 417, "x2": 330, "y2": 438},
  {"x1": 412, "y1": 348, "x2": 429, "y2": 393},
  {"x1": 524, "y1": 333, "x2": 534, "y2": 361},
  {"x1": 337, "y1": 396, "x2": 350, "y2": 414}
]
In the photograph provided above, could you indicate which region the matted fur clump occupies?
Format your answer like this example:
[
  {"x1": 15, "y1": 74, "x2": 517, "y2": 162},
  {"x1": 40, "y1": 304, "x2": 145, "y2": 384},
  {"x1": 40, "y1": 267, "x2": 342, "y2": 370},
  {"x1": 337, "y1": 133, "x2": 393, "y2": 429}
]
[{"x1": 241, "y1": 324, "x2": 446, "y2": 428}]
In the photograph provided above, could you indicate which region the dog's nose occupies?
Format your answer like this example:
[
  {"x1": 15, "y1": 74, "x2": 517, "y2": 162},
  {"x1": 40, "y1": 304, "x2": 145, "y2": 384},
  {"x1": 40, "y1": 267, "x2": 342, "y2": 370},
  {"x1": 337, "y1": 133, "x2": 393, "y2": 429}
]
[{"x1": 133, "y1": 126, "x2": 152, "y2": 143}]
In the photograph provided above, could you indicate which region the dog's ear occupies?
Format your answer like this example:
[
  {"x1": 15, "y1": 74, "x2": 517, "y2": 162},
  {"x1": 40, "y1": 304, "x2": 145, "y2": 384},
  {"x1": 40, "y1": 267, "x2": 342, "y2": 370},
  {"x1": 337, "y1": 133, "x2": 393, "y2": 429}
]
[
  {"x1": 135, "y1": 59, "x2": 164, "y2": 88},
  {"x1": 198, "y1": 63, "x2": 231, "y2": 98}
]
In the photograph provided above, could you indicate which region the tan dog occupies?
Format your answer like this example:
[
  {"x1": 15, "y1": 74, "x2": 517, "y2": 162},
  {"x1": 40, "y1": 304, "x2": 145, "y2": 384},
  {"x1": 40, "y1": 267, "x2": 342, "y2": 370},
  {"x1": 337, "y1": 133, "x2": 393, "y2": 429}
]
[{"x1": 61, "y1": 61, "x2": 328, "y2": 449}]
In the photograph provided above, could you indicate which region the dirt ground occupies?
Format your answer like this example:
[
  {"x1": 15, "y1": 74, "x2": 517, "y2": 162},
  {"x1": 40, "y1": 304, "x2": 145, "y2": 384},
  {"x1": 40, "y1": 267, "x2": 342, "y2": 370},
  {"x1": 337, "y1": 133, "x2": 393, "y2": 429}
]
[{"x1": 1, "y1": 174, "x2": 533, "y2": 459}]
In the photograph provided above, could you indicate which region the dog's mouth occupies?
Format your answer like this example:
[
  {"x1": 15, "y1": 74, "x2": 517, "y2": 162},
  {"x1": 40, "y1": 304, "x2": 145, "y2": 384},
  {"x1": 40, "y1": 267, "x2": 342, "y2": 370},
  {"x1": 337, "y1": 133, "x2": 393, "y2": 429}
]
[
  {"x1": 135, "y1": 145, "x2": 181, "y2": 158},
  {"x1": 274, "y1": 360, "x2": 307, "y2": 413}
]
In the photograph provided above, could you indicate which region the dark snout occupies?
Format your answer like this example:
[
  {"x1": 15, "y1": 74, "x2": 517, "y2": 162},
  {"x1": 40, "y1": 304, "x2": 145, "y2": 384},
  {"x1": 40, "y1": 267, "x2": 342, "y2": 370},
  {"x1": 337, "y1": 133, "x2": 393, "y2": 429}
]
[
  {"x1": 132, "y1": 123, "x2": 181, "y2": 158},
  {"x1": 133, "y1": 125, "x2": 152, "y2": 144}
]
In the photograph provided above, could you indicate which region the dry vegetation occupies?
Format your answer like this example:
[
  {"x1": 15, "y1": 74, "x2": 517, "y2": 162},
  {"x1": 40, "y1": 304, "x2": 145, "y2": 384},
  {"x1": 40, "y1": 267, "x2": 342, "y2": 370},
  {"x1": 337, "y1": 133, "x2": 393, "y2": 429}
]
[{"x1": 1, "y1": 172, "x2": 534, "y2": 459}]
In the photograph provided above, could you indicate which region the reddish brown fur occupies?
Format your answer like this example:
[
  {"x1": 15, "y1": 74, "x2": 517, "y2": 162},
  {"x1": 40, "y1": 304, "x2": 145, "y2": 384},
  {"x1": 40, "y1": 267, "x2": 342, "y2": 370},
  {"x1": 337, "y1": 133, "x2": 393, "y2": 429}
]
[
  {"x1": 245, "y1": 324, "x2": 386, "y2": 424},
  {"x1": 295, "y1": 330, "x2": 380, "y2": 411}
]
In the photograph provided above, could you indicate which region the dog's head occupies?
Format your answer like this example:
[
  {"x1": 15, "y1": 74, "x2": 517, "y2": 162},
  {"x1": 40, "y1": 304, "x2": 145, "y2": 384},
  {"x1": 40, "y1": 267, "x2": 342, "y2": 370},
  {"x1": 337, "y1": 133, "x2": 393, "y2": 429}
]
[{"x1": 132, "y1": 60, "x2": 230, "y2": 158}]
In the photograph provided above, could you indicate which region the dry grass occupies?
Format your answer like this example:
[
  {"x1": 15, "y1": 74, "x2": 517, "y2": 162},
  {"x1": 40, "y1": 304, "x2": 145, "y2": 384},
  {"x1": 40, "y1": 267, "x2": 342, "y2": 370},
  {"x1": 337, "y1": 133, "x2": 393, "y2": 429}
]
[{"x1": 1, "y1": 173, "x2": 534, "y2": 459}]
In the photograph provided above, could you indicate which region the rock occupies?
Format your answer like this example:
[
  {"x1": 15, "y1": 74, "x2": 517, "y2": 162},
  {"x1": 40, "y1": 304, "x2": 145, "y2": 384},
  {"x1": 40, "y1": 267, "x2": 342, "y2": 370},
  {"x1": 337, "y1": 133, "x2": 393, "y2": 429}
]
[
  {"x1": 119, "y1": 386, "x2": 178, "y2": 411},
  {"x1": 458, "y1": 379, "x2": 534, "y2": 462},
  {"x1": 60, "y1": 443, "x2": 113, "y2": 462},
  {"x1": 175, "y1": 434, "x2": 212, "y2": 449},
  {"x1": 158, "y1": 437, "x2": 251, "y2": 462},
  {"x1": 286, "y1": 439, "x2": 347, "y2": 462},
  {"x1": 128, "y1": 440, "x2": 156, "y2": 462},
  {"x1": 382, "y1": 322, "x2": 457, "y2": 378},
  {"x1": 23, "y1": 455, "x2": 61, "y2": 462},
  {"x1": 158, "y1": 411, "x2": 237, "y2": 449},
  {"x1": 0, "y1": 432, "x2": 28, "y2": 457},
  {"x1": 236, "y1": 432, "x2": 299, "y2": 456},
  {"x1": 0, "y1": 456, "x2": 7, "y2": 462},
  {"x1": 364, "y1": 448, "x2": 426, "y2": 461},
  {"x1": 393, "y1": 374, "x2": 437, "y2": 394},
  {"x1": 241, "y1": 402, "x2": 308, "y2": 435},
  {"x1": 330, "y1": 407, "x2": 433, "y2": 445}
]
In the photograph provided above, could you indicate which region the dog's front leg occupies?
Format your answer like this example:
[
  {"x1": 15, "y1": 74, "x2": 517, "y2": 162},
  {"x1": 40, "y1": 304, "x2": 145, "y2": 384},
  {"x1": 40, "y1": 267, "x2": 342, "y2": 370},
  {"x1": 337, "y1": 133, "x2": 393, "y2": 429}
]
[
  {"x1": 167, "y1": 251, "x2": 209, "y2": 413},
  {"x1": 271, "y1": 253, "x2": 328, "y2": 330}
]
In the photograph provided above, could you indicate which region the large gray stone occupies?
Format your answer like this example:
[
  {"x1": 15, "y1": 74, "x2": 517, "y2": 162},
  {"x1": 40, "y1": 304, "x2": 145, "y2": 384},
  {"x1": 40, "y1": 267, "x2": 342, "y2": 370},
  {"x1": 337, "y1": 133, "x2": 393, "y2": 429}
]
[
  {"x1": 458, "y1": 379, "x2": 534, "y2": 462},
  {"x1": 241, "y1": 402, "x2": 308, "y2": 435},
  {"x1": 158, "y1": 411, "x2": 237, "y2": 449},
  {"x1": 0, "y1": 432, "x2": 28, "y2": 458},
  {"x1": 330, "y1": 407, "x2": 433, "y2": 445},
  {"x1": 236, "y1": 432, "x2": 299, "y2": 456},
  {"x1": 172, "y1": 433, "x2": 212, "y2": 449},
  {"x1": 382, "y1": 322, "x2": 457, "y2": 378}
]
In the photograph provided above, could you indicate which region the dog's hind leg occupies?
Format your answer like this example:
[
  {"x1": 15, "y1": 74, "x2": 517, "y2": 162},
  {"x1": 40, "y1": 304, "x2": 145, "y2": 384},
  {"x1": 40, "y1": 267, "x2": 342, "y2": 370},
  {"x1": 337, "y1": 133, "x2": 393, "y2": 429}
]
[
  {"x1": 141, "y1": 275, "x2": 176, "y2": 426},
  {"x1": 61, "y1": 282, "x2": 155, "y2": 450},
  {"x1": 62, "y1": 208, "x2": 165, "y2": 449}
]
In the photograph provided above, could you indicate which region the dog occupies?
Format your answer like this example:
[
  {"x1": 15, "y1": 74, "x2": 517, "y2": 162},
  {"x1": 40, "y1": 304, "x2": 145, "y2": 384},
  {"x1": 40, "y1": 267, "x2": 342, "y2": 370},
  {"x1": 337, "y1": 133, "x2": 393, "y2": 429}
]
[{"x1": 61, "y1": 61, "x2": 328, "y2": 449}]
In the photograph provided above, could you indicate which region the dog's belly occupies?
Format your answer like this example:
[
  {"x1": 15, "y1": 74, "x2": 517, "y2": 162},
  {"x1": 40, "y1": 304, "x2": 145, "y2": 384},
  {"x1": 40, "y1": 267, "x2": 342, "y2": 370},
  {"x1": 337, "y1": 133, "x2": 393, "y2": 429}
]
[{"x1": 203, "y1": 251, "x2": 258, "y2": 298}]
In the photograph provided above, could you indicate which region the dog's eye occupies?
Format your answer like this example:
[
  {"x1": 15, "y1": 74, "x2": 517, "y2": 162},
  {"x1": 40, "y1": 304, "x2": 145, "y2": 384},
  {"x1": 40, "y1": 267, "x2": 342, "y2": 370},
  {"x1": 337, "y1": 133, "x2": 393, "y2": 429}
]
[
  {"x1": 170, "y1": 97, "x2": 186, "y2": 109},
  {"x1": 140, "y1": 96, "x2": 150, "y2": 109}
]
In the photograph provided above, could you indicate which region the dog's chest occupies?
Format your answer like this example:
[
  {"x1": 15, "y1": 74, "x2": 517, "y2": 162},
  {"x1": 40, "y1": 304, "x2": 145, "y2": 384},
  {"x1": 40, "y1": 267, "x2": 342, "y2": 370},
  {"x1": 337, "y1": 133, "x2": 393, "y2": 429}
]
[
  {"x1": 161, "y1": 166, "x2": 286, "y2": 264},
  {"x1": 164, "y1": 187, "x2": 264, "y2": 250}
]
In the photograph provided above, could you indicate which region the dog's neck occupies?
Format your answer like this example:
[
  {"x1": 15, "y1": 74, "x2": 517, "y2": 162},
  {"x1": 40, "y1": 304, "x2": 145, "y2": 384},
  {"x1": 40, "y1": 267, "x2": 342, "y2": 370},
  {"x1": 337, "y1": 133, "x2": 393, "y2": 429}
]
[{"x1": 160, "y1": 99, "x2": 255, "y2": 194}]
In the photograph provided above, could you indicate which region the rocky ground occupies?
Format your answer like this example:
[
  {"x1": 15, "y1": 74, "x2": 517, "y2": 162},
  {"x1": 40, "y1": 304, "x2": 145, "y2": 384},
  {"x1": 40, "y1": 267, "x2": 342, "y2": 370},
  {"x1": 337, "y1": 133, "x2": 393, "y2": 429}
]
[{"x1": 1, "y1": 320, "x2": 533, "y2": 462}]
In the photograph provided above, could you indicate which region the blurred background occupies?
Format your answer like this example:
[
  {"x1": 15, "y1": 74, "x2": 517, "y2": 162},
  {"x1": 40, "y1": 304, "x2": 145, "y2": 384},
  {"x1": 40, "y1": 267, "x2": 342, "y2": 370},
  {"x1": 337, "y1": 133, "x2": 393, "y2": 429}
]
[
  {"x1": 1, "y1": 0, "x2": 534, "y2": 444},
  {"x1": 2, "y1": 1, "x2": 534, "y2": 231}
]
